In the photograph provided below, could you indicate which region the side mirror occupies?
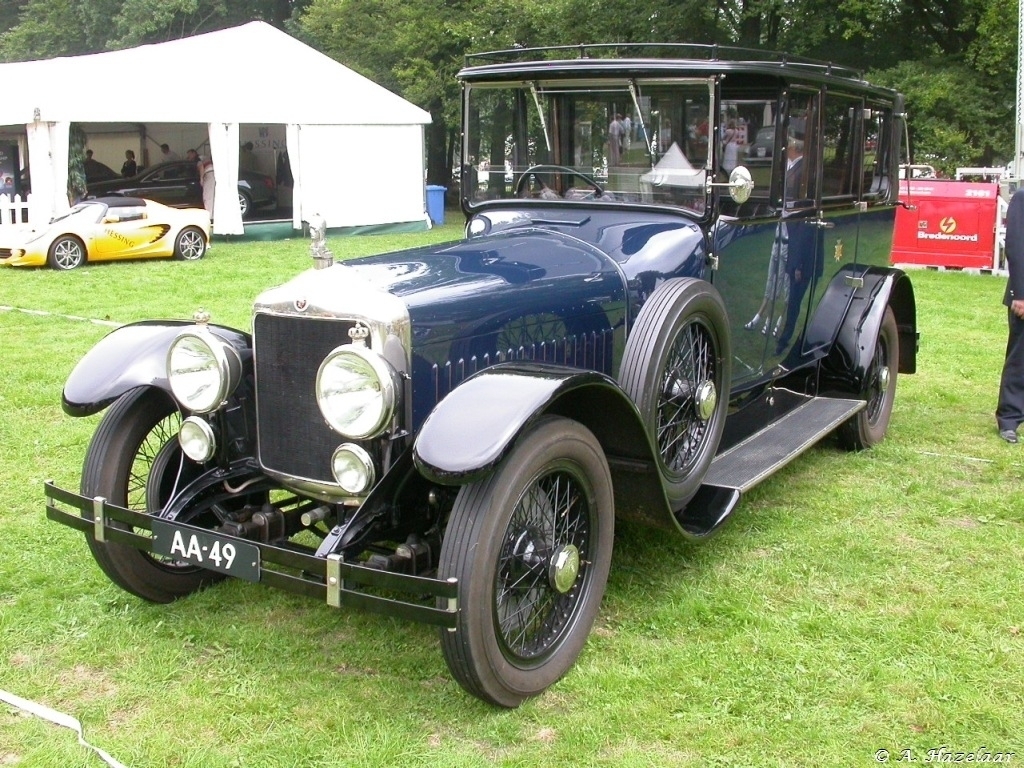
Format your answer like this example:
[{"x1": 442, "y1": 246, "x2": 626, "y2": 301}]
[{"x1": 706, "y1": 166, "x2": 754, "y2": 203}]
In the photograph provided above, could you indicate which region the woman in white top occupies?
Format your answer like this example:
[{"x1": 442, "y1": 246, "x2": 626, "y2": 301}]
[{"x1": 721, "y1": 119, "x2": 740, "y2": 175}]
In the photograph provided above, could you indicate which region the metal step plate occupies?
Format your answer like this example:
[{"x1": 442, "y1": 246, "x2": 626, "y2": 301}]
[{"x1": 703, "y1": 396, "x2": 865, "y2": 492}]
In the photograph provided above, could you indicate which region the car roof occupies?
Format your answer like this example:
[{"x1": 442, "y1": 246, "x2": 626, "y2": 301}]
[{"x1": 458, "y1": 43, "x2": 898, "y2": 100}]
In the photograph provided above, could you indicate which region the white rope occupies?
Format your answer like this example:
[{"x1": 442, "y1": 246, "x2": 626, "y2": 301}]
[
  {"x1": 0, "y1": 305, "x2": 121, "y2": 327},
  {"x1": 0, "y1": 688, "x2": 129, "y2": 768}
]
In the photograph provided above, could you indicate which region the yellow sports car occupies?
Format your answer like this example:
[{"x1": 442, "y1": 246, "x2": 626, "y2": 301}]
[{"x1": 0, "y1": 197, "x2": 210, "y2": 270}]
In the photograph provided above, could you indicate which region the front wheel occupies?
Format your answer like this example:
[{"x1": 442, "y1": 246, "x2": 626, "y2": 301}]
[
  {"x1": 838, "y1": 306, "x2": 899, "y2": 450},
  {"x1": 438, "y1": 416, "x2": 614, "y2": 707},
  {"x1": 174, "y1": 226, "x2": 207, "y2": 260},
  {"x1": 81, "y1": 387, "x2": 222, "y2": 602},
  {"x1": 48, "y1": 235, "x2": 86, "y2": 270}
]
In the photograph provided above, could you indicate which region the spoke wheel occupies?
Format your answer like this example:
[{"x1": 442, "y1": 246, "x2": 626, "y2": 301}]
[
  {"x1": 838, "y1": 306, "x2": 899, "y2": 450},
  {"x1": 81, "y1": 388, "x2": 223, "y2": 603},
  {"x1": 47, "y1": 236, "x2": 86, "y2": 270},
  {"x1": 439, "y1": 416, "x2": 613, "y2": 707},
  {"x1": 174, "y1": 226, "x2": 207, "y2": 260},
  {"x1": 619, "y1": 278, "x2": 730, "y2": 509}
]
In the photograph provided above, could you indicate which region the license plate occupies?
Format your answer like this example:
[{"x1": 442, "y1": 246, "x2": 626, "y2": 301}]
[{"x1": 151, "y1": 521, "x2": 260, "y2": 582}]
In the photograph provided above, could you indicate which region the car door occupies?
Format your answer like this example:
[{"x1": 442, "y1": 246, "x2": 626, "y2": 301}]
[
  {"x1": 710, "y1": 88, "x2": 824, "y2": 388},
  {"x1": 91, "y1": 204, "x2": 155, "y2": 260},
  {"x1": 130, "y1": 163, "x2": 200, "y2": 207}
]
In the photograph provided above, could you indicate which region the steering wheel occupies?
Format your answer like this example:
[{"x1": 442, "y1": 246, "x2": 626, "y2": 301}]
[{"x1": 514, "y1": 164, "x2": 605, "y2": 199}]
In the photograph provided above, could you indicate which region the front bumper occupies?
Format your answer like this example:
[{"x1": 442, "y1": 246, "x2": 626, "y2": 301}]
[
  {"x1": 0, "y1": 247, "x2": 44, "y2": 267},
  {"x1": 44, "y1": 481, "x2": 459, "y2": 628}
]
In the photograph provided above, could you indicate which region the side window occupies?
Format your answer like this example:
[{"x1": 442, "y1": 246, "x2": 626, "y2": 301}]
[
  {"x1": 822, "y1": 93, "x2": 860, "y2": 199},
  {"x1": 862, "y1": 105, "x2": 891, "y2": 199},
  {"x1": 781, "y1": 91, "x2": 818, "y2": 210},
  {"x1": 719, "y1": 95, "x2": 779, "y2": 200}
]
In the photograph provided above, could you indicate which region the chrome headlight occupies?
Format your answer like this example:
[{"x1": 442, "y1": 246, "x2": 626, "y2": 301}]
[
  {"x1": 167, "y1": 327, "x2": 242, "y2": 413},
  {"x1": 179, "y1": 416, "x2": 216, "y2": 463},
  {"x1": 315, "y1": 345, "x2": 397, "y2": 439},
  {"x1": 331, "y1": 443, "x2": 376, "y2": 494}
]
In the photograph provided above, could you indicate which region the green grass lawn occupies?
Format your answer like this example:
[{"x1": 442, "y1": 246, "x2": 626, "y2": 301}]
[{"x1": 1, "y1": 229, "x2": 1021, "y2": 767}]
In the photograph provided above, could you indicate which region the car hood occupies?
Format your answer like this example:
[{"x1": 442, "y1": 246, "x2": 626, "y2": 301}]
[{"x1": 257, "y1": 228, "x2": 628, "y2": 346}]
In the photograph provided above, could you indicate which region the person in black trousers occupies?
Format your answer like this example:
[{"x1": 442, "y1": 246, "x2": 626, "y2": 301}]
[{"x1": 996, "y1": 187, "x2": 1024, "y2": 443}]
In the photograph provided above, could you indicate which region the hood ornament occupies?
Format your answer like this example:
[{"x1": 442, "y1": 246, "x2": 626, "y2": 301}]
[{"x1": 308, "y1": 214, "x2": 334, "y2": 270}]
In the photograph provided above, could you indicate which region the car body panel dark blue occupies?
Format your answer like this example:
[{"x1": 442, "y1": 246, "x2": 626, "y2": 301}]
[{"x1": 348, "y1": 227, "x2": 644, "y2": 427}]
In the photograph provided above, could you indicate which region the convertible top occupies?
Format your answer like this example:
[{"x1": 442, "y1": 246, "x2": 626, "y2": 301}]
[{"x1": 91, "y1": 196, "x2": 148, "y2": 208}]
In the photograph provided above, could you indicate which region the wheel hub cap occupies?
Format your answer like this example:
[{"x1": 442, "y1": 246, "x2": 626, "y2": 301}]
[
  {"x1": 549, "y1": 544, "x2": 580, "y2": 594},
  {"x1": 877, "y1": 365, "x2": 890, "y2": 392},
  {"x1": 694, "y1": 380, "x2": 717, "y2": 421}
]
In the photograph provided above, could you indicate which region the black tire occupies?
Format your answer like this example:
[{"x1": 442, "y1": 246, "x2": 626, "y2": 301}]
[
  {"x1": 619, "y1": 278, "x2": 730, "y2": 509},
  {"x1": 238, "y1": 191, "x2": 251, "y2": 220},
  {"x1": 438, "y1": 416, "x2": 614, "y2": 707},
  {"x1": 81, "y1": 388, "x2": 223, "y2": 603},
  {"x1": 47, "y1": 235, "x2": 86, "y2": 270},
  {"x1": 838, "y1": 306, "x2": 899, "y2": 450},
  {"x1": 174, "y1": 226, "x2": 207, "y2": 260}
]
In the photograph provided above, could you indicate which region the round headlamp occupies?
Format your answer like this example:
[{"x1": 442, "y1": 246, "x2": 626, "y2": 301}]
[
  {"x1": 179, "y1": 416, "x2": 216, "y2": 463},
  {"x1": 315, "y1": 345, "x2": 397, "y2": 439},
  {"x1": 331, "y1": 443, "x2": 376, "y2": 494},
  {"x1": 167, "y1": 327, "x2": 242, "y2": 413}
]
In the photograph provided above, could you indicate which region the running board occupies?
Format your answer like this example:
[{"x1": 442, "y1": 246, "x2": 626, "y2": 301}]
[{"x1": 676, "y1": 396, "x2": 864, "y2": 538}]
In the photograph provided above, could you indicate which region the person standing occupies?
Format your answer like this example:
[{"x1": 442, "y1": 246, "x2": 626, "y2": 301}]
[
  {"x1": 721, "y1": 119, "x2": 740, "y2": 175},
  {"x1": 608, "y1": 113, "x2": 624, "y2": 167},
  {"x1": 996, "y1": 187, "x2": 1024, "y2": 443},
  {"x1": 159, "y1": 143, "x2": 179, "y2": 162},
  {"x1": 121, "y1": 149, "x2": 137, "y2": 177},
  {"x1": 190, "y1": 148, "x2": 215, "y2": 224}
]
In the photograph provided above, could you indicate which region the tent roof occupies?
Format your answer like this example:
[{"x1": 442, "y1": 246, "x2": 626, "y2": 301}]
[{"x1": 0, "y1": 21, "x2": 431, "y2": 126}]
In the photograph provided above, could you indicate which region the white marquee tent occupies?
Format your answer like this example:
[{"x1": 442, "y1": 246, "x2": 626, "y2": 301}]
[{"x1": 0, "y1": 21, "x2": 432, "y2": 235}]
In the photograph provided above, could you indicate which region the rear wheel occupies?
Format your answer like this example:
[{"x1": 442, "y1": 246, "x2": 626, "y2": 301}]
[
  {"x1": 838, "y1": 306, "x2": 899, "y2": 450},
  {"x1": 81, "y1": 388, "x2": 222, "y2": 602},
  {"x1": 174, "y1": 226, "x2": 207, "y2": 260},
  {"x1": 438, "y1": 416, "x2": 614, "y2": 707},
  {"x1": 47, "y1": 235, "x2": 86, "y2": 270},
  {"x1": 619, "y1": 278, "x2": 730, "y2": 509}
]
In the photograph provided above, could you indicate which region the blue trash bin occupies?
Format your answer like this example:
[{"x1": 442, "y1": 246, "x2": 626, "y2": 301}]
[{"x1": 426, "y1": 185, "x2": 446, "y2": 225}]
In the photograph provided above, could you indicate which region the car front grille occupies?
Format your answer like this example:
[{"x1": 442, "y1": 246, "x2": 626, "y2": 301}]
[{"x1": 253, "y1": 313, "x2": 356, "y2": 483}]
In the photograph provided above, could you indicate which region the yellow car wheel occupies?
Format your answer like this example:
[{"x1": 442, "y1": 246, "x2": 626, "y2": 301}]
[
  {"x1": 174, "y1": 226, "x2": 207, "y2": 261},
  {"x1": 48, "y1": 235, "x2": 86, "y2": 270}
]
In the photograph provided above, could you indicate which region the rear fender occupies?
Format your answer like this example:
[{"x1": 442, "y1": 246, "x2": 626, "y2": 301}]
[
  {"x1": 62, "y1": 320, "x2": 252, "y2": 417},
  {"x1": 823, "y1": 267, "x2": 917, "y2": 395},
  {"x1": 412, "y1": 362, "x2": 674, "y2": 529}
]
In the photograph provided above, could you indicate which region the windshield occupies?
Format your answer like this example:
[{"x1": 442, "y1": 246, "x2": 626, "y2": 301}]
[
  {"x1": 51, "y1": 202, "x2": 106, "y2": 225},
  {"x1": 463, "y1": 78, "x2": 715, "y2": 214}
]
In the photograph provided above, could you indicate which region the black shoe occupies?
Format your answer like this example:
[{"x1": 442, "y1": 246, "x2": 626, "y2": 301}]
[{"x1": 999, "y1": 429, "x2": 1019, "y2": 444}]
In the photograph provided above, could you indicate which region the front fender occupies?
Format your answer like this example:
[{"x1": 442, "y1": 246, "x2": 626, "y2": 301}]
[{"x1": 62, "y1": 320, "x2": 252, "y2": 417}]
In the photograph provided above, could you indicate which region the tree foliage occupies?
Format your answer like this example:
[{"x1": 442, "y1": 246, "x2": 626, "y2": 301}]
[
  {"x1": 0, "y1": 0, "x2": 309, "y2": 59},
  {"x1": 0, "y1": 0, "x2": 1017, "y2": 179}
]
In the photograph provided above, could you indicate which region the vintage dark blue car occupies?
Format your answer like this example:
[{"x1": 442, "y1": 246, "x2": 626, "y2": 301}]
[{"x1": 46, "y1": 44, "x2": 917, "y2": 707}]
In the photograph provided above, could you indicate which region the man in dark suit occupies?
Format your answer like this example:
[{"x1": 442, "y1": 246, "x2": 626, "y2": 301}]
[{"x1": 996, "y1": 187, "x2": 1024, "y2": 443}]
